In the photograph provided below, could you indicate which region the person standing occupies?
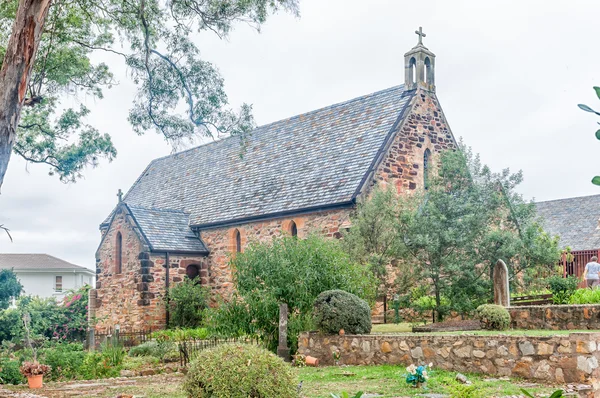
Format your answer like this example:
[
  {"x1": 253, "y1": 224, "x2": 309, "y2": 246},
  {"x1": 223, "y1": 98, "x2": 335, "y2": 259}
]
[{"x1": 583, "y1": 256, "x2": 600, "y2": 288}]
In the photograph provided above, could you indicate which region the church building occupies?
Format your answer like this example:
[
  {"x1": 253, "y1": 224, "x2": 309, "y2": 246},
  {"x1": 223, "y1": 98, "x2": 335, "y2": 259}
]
[{"x1": 94, "y1": 30, "x2": 458, "y2": 331}]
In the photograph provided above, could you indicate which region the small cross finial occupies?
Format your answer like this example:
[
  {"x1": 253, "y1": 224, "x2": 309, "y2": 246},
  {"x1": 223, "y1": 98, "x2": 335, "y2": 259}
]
[
  {"x1": 117, "y1": 189, "x2": 123, "y2": 203},
  {"x1": 415, "y1": 26, "x2": 426, "y2": 45}
]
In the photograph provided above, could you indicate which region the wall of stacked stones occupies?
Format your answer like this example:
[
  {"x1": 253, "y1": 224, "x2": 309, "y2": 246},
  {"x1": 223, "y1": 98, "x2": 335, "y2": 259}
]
[
  {"x1": 510, "y1": 305, "x2": 600, "y2": 330},
  {"x1": 199, "y1": 208, "x2": 351, "y2": 298},
  {"x1": 298, "y1": 332, "x2": 600, "y2": 386}
]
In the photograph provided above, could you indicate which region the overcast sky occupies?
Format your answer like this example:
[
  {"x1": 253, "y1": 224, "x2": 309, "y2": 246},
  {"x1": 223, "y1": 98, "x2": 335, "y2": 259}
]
[{"x1": 1, "y1": 0, "x2": 599, "y2": 270}]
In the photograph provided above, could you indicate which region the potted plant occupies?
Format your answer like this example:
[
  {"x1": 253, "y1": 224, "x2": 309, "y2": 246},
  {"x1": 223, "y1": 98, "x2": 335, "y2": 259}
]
[
  {"x1": 405, "y1": 363, "x2": 432, "y2": 388},
  {"x1": 19, "y1": 361, "x2": 51, "y2": 389}
]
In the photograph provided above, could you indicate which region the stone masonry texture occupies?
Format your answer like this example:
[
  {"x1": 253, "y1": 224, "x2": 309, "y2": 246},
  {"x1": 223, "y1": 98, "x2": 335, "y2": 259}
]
[
  {"x1": 95, "y1": 87, "x2": 457, "y2": 331},
  {"x1": 298, "y1": 331, "x2": 600, "y2": 393},
  {"x1": 510, "y1": 305, "x2": 600, "y2": 330}
]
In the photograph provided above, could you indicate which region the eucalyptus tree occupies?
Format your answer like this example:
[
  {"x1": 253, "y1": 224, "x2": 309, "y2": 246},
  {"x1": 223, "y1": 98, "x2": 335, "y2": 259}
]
[{"x1": 0, "y1": 0, "x2": 299, "y2": 189}]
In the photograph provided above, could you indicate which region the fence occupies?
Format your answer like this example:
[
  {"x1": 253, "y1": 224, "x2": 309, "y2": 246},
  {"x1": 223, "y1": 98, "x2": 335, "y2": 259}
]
[
  {"x1": 94, "y1": 328, "x2": 152, "y2": 349},
  {"x1": 561, "y1": 249, "x2": 599, "y2": 288},
  {"x1": 511, "y1": 293, "x2": 552, "y2": 306},
  {"x1": 177, "y1": 336, "x2": 263, "y2": 366}
]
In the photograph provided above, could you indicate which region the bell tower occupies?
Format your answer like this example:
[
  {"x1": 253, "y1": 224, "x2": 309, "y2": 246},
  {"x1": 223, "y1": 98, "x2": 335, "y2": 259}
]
[{"x1": 404, "y1": 27, "x2": 436, "y2": 92}]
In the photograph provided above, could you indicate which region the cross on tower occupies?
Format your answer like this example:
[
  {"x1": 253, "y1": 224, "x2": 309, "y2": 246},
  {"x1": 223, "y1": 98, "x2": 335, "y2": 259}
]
[
  {"x1": 117, "y1": 189, "x2": 123, "y2": 203},
  {"x1": 415, "y1": 26, "x2": 426, "y2": 45}
]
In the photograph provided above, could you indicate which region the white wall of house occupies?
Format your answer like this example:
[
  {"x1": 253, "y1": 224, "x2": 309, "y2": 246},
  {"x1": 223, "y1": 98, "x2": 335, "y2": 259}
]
[{"x1": 15, "y1": 270, "x2": 95, "y2": 299}]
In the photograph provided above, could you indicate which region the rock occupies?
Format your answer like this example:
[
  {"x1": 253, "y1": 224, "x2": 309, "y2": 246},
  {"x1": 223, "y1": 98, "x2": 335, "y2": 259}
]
[
  {"x1": 381, "y1": 341, "x2": 392, "y2": 353},
  {"x1": 472, "y1": 350, "x2": 485, "y2": 358},
  {"x1": 518, "y1": 341, "x2": 535, "y2": 356},
  {"x1": 120, "y1": 370, "x2": 135, "y2": 377},
  {"x1": 455, "y1": 373, "x2": 469, "y2": 384},
  {"x1": 411, "y1": 347, "x2": 423, "y2": 359}
]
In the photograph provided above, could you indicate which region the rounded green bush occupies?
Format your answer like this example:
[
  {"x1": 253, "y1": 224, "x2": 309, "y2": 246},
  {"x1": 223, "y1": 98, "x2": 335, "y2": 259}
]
[
  {"x1": 182, "y1": 344, "x2": 298, "y2": 398},
  {"x1": 313, "y1": 290, "x2": 372, "y2": 335},
  {"x1": 475, "y1": 304, "x2": 511, "y2": 330}
]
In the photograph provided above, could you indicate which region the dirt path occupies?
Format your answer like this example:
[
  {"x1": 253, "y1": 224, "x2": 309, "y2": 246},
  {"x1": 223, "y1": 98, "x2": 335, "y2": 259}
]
[{"x1": 0, "y1": 374, "x2": 186, "y2": 398}]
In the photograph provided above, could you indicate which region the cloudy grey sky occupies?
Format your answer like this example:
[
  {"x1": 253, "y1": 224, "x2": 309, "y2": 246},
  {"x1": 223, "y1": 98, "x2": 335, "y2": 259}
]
[{"x1": 1, "y1": 0, "x2": 599, "y2": 270}]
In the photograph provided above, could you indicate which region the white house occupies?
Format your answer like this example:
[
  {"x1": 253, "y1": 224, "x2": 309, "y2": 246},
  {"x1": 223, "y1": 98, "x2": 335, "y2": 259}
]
[{"x1": 0, "y1": 254, "x2": 95, "y2": 299}]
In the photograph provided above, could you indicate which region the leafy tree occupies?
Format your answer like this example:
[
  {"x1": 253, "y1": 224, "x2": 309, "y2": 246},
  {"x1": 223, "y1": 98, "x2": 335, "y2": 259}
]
[
  {"x1": 205, "y1": 235, "x2": 377, "y2": 352},
  {"x1": 0, "y1": 0, "x2": 299, "y2": 189},
  {"x1": 578, "y1": 86, "x2": 600, "y2": 185},
  {"x1": 0, "y1": 269, "x2": 22, "y2": 309},
  {"x1": 342, "y1": 186, "x2": 418, "y2": 320},
  {"x1": 167, "y1": 278, "x2": 209, "y2": 328},
  {"x1": 394, "y1": 148, "x2": 558, "y2": 320}
]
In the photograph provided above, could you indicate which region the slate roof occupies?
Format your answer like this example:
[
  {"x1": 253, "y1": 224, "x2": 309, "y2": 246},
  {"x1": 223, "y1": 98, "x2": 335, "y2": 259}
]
[
  {"x1": 109, "y1": 85, "x2": 414, "y2": 228},
  {"x1": 127, "y1": 205, "x2": 208, "y2": 253},
  {"x1": 0, "y1": 254, "x2": 94, "y2": 273},
  {"x1": 535, "y1": 194, "x2": 600, "y2": 251}
]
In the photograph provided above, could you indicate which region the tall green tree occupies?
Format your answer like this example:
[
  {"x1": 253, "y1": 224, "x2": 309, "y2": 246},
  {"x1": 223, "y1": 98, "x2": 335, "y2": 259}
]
[
  {"x1": 342, "y1": 186, "x2": 417, "y2": 319},
  {"x1": 0, "y1": 0, "x2": 299, "y2": 189},
  {"x1": 0, "y1": 268, "x2": 22, "y2": 309}
]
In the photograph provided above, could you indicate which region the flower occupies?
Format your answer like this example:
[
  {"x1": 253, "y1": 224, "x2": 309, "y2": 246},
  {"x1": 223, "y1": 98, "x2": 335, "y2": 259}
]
[
  {"x1": 428, "y1": 362, "x2": 433, "y2": 368},
  {"x1": 406, "y1": 364, "x2": 417, "y2": 375},
  {"x1": 422, "y1": 370, "x2": 428, "y2": 379}
]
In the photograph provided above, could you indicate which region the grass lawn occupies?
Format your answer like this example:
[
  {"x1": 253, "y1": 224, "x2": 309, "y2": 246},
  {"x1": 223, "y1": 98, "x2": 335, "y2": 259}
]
[
  {"x1": 371, "y1": 323, "x2": 600, "y2": 336},
  {"x1": 4, "y1": 365, "x2": 561, "y2": 398}
]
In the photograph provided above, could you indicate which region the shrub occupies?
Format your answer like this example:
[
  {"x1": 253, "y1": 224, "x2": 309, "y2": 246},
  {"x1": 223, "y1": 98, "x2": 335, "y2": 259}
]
[
  {"x1": 547, "y1": 275, "x2": 579, "y2": 304},
  {"x1": 182, "y1": 344, "x2": 298, "y2": 397},
  {"x1": 206, "y1": 236, "x2": 376, "y2": 352},
  {"x1": 168, "y1": 279, "x2": 210, "y2": 328},
  {"x1": 39, "y1": 342, "x2": 86, "y2": 381},
  {"x1": 475, "y1": 304, "x2": 511, "y2": 331},
  {"x1": 129, "y1": 341, "x2": 160, "y2": 357},
  {"x1": 313, "y1": 290, "x2": 371, "y2": 335},
  {"x1": 80, "y1": 352, "x2": 120, "y2": 379},
  {"x1": 569, "y1": 288, "x2": 600, "y2": 304},
  {"x1": 0, "y1": 359, "x2": 25, "y2": 385}
]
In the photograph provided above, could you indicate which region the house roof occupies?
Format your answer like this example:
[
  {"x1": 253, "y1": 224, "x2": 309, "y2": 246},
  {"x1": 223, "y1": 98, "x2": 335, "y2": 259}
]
[
  {"x1": 127, "y1": 205, "x2": 208, "y2": 253},
  {"x1": 535, "y1": 194, "x2": 600, "y2": 251},
  {"x1": 105, "y1": 85, "x2": 414, "y2": 229},
  {"x1": 0, "y1": 254, "x2": 94, "y2": 273}
]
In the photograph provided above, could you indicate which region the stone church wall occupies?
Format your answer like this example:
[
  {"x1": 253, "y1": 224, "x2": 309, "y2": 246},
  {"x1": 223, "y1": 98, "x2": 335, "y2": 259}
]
[
  {"x1": 200, "y1": 208, "x2": 351, "y2": 298},
  {"x1": 374, "y1": 90, "x2": 455, "y2": 193}
]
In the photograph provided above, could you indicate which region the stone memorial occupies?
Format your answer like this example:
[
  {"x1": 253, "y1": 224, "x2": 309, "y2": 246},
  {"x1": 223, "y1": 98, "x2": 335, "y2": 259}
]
[
  {"x1": 277, "y1": 303, "x2": 291, "y2": 362},
  {"x1": 493, "y1": 259, "x2": 510, "y2": 307}
]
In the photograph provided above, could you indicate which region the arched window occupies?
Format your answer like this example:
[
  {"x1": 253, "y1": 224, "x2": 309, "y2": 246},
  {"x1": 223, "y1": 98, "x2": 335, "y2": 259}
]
[
  {"x1": 424, "y1": 57, "x2": 431, "y2": 84},
  {"x1": 290, "y1": 221, "x2": 298, "y2": 237},
  {"x1": 409, "y1": 57, "x2": 416, "y2": 84},
  {"x1": 235, "y1": 229, "x2": 241, "y2": 253},
  {"x1": 186, "y1": 264, "x2": 200, "y2": 280},
  {"x1": 115, "y1": 232, "x2": 123, "y2": 274},
  {"x1": 424, "y1": 149, "x2": 431, "y2": 190}
]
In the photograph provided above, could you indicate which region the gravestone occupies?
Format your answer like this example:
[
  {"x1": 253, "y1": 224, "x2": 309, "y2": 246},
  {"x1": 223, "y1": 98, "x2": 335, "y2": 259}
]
[
  {"x1": 277, "y1": 303, "x2": 291, "y2": 362},
  {"x1": 493, "y1": 259, "x2": 510, "y2": 307}
]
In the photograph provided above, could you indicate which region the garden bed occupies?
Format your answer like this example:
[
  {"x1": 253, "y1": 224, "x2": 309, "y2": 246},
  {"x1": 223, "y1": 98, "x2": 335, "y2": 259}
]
[{"x1": 411, "y1": 319, "x2": 480, "y2": 333}]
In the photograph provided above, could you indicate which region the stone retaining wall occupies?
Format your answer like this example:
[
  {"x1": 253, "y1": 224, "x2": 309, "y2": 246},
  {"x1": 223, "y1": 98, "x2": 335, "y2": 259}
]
[
  {"x1": 510, "y1": 305, "x2": 600, "y2": 330},
  {"x1": 298, "y1": 331, "x2": 600, "y2": 391}
]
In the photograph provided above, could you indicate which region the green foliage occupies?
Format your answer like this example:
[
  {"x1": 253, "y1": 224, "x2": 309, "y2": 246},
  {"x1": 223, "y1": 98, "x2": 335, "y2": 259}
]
[
  {"x1": 0, "y1": 269, "x2": 22, "y2": 309},
  {"x1": 0, "y1": 286, "x2": 90, "y2": 344},
  {"x1": 206, "y1": 235, "x2": 377, "y2": 352},
  {"x1": 521, "y1": 388, "x2": 564, "y2": 398},
  {"x1": 0, "y1": 0, "x2": 299, "y2": 182},
  {"x1": 168, "y1": 279, "x2": 210, "y2": 328},
  {"x1": 0, "y1": 358, "x2": 25, "y2": 385},
  {"x1": 547, "y1": 275, "x2": 579, "y2": 304},
  {"x1": 39, "y1": 342, "x2": 86, "y2": 381},
  {"x1": 128, "y1": 341, "x2": 161, "y2": 357},
  {"x1": 449, "y1": 384, "x2": 484, "y2": 398},
  {"x1": 475, "y1": 304, "x2": 511, "y2": 331},
  {"x1": 79, "y1": 342, "x2": 125, "y2": 379},
  {"x1": 578, "y1": 86, "x2": 600, "y2": 185},
  {"x1": 330, "y1": 393, "x2": 364, "y2": 398},
  {"x1": 313, "y1": 290, "x2": 371, "y2": 335},
  {"x1": 568, "y1": 288, "x2": 600, "y2": 304},
  {"x1": 343, "y1": 186, "x2": 414, "y2": 298},
  {"x1": 182, "y1": 344, "x2": 298, "y2": 398}
]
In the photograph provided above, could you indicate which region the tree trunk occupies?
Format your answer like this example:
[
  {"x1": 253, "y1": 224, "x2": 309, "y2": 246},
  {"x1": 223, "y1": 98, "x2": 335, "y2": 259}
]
[{"x1": 0, "y1": 0, "x2": 52, "y2": 191}]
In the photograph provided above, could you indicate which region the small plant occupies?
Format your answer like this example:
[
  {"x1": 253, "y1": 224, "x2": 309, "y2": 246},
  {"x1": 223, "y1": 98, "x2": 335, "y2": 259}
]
[
  {"x1": 19, "y1": 361, "x2": 51, "y2": 377},
  {"x1": 292, "y1": 354, "x2": 306, "y2": 367},
  {"x1": 405, "y1": 363, "x2": 431, "y2": 387},
  {"x1": 449, "y1": 384, "x2": 483, "y2": 398},
  {"x1": 330, "y1": 392, "x2": 364, "y2": 398},
  {"x1": 332, "y1": 350, "x2": 341, "y2": 366},
  {"x1": 547, "y1": 275, "x2": 579, "y2": 304},
  {"x1": 475, "y1": 304, "x2": 510, "y2": 331},
  {"x1": 569, "y1": 288, "x2": 600, "y2": 304},
  {"x1": 313, "y1": 290, "x2": 371, "y2": 335},
  {"x1": 521, "y1": 388, "x2": 564, "y2": 398}
]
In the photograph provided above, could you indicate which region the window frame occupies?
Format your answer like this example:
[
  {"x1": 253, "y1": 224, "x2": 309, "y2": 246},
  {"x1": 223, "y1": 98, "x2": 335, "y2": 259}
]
[{"x1": 55, "y1": 275, "x2": 63, "y2": 292}]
